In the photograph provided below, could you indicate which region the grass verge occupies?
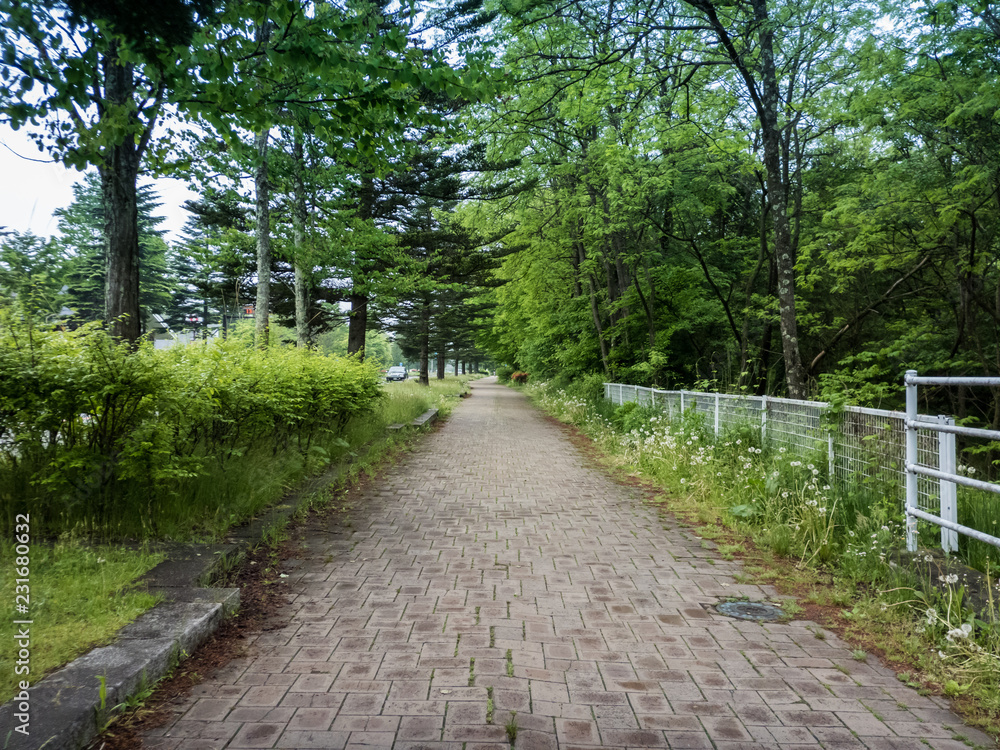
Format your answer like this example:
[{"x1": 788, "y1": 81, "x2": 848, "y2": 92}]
[
  {"x1": 0, "y1": 540, "x2": 164, "y2": 703},
  {"x1": 72, "y1": 374, "x2": 478, "y2": 542}
]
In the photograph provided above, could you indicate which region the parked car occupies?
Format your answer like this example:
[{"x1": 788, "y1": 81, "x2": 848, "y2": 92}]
[{"x1": 386, "y1": 366, "x2": 408, "y2": 381}]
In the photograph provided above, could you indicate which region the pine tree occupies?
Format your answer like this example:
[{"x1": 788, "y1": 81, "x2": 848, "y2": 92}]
[
  {"x1": 0, "y1": 231, "x2": 71, "y2": 320},
  {"x1": 167, "y1": 192, "x2": 256, "y2": 335}
]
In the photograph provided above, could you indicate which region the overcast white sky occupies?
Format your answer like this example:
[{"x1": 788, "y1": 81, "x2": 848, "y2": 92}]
[{"x1": 0, "y1": 124, "x2": 196, "y2": 243}]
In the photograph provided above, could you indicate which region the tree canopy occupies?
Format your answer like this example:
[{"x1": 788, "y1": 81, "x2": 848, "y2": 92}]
[{"x1": 2, "y1": 0, "x2": 998, "y2": 421}]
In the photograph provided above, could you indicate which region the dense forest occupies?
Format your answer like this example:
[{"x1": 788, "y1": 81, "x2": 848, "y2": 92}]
[
  {"x1": 465, "y1": 0, "x2": 1000, "y2": 423},
  {"x1": 1, "y1": 0, "x2": 999, "y2": 417}
]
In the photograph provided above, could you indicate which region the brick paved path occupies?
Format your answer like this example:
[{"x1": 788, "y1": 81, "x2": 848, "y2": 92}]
[{"x1": 146, "y1": 379, "x2": 994, "y2": 749}]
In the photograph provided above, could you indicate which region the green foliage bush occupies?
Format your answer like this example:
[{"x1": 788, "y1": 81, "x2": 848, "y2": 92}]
[
  {"x1": 565, "y1": 372, "x2": 607, "y2": 405},
  {"x1": 496, "y1": 365, "x2": 515, "y2": 383},
  {"x1": 0, "y1": 315, "x2": 382, "y2": 538}
]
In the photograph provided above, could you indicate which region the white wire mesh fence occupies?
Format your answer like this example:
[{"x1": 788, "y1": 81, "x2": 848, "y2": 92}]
[{"x1": 604, "y1": 383, "x2": 966, "y2": 549}]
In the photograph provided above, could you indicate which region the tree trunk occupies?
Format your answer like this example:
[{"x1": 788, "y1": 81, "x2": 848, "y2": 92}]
[
  {"x1": 578, "y1": 243, "x2": 610, "y2": 374},
  {"x1": 633, "y1": 262, "x2": 656, "y2": 349},
  {"x1": 741, "y1": 176, "x2": 770, "y2": 387},
  {"x1": 693, "y1": 0, "x2": 806, "y2": 396},
  {"x1": 100, "y1": 47, "x2": 141, "y2": 343},
  {"x1": 347, "y1": 293, "x2": 368, "y2": 358},
  {"x1": 437, "y1": 347, "x2": 446, "y2": 379},
  {"x1": 750, "y1": 0, "x2": 806, "y2": 397},
  {"x1": 291, "y1": 127, "x2": 309, "y2": 348},
  {"x1": 419, "y1": 299, "x2": 430, "y2": 386},
  {"x1": 252, "y1": 21, "x2": 272, "y2": 350},
  {"x1": 253, "y1": 126, "x2": 271, "y2": 349},
  {"x1": 756, "y1": 256, "x2": 778, "y2": 395},
  {"x1": 347, "y1": 174, "x2": 375, "y2": 360}
]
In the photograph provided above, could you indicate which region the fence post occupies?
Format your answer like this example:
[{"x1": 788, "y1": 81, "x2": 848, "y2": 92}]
[
  {"x1": 939, "y1": 415, "x2": 958, "y2": 554},
  {"x1": 761, "y1": 395, "x2": 768, "y2": 444},
  {"x1": 905, "y1": 370, "x2": 919, "y2": 553},
  {"x1": 714, "y1": 393, "x2": 720, "y2": 437},
  {"x1": 827, "y1": 432, "x2": 835, "y2": 482},
  {"x1": 680, "y1": 390, "x2": 686, "y2": 414}
]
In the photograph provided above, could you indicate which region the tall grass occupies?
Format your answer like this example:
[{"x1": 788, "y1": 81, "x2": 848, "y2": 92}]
[{"x1": 958, "y1": 489, "x2": 1000, "y2": 573}]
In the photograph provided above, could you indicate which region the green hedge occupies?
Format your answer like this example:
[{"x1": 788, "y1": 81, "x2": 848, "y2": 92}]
[{"x1": 0, "y1": 318, "x2": 382, "y2": 538}]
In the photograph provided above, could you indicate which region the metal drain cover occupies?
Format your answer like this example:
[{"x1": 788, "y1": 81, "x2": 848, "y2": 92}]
[{"x1": 716, "y1": 600, "x2": 785, "y2": 621}]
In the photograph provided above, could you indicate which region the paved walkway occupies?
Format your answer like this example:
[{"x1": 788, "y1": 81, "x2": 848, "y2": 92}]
[{"x1": 144, "y1": 379, "x2": 994, "y2": 749}]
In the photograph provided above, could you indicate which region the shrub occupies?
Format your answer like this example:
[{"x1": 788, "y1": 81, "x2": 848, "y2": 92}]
[
  {"x1": 511, "y1": 371, "x2": 529, "y2": 384},
  {"x1": 566, "y1": 372, "x2": 608, "y2": 405},
  {"x1": 0, "y1": 316, "x2": 383, "y2": 538}
]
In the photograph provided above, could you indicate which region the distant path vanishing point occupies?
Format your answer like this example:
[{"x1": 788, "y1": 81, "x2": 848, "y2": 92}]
[{"x1": 145, "y1": 377, "x2": 994, "y2": 749}]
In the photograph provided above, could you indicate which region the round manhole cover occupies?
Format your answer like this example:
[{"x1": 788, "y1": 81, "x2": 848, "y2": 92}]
[{"x1": 716, "y1": 600, "x2": 785, "y2": 621}]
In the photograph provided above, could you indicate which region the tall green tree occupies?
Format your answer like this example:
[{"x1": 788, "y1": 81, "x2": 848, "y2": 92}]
[
  {"x1": 0, "y1": 0, "x2": 217, "y2": 341},
  {"x1": 56, "y1": 172, "x2": 172, "y2": 326},
  {"x1": 0, "y1": 230, "x2": 70, "y2": 320}
]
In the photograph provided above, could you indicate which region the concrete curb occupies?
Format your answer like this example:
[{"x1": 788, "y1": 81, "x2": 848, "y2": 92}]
[{"x1": 387, "y1": 407, "x2": 440, "y2": 431}]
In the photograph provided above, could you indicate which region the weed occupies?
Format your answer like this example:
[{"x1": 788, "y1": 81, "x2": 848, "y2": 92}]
[
  {"x1": 719, "y1": 543, "x2": 741, "y2": 561},
  {"x1": 505, "y1": 711, "x2": 518, "y2": 744},
  {"x1": 778, "y1": 599, "x2": 803, "y2": 619}
]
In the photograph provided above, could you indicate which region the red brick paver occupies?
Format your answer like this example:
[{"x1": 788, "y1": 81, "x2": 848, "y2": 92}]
[{"x1": 146, "y1": 379, "x2": 995, "y2": 749}]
